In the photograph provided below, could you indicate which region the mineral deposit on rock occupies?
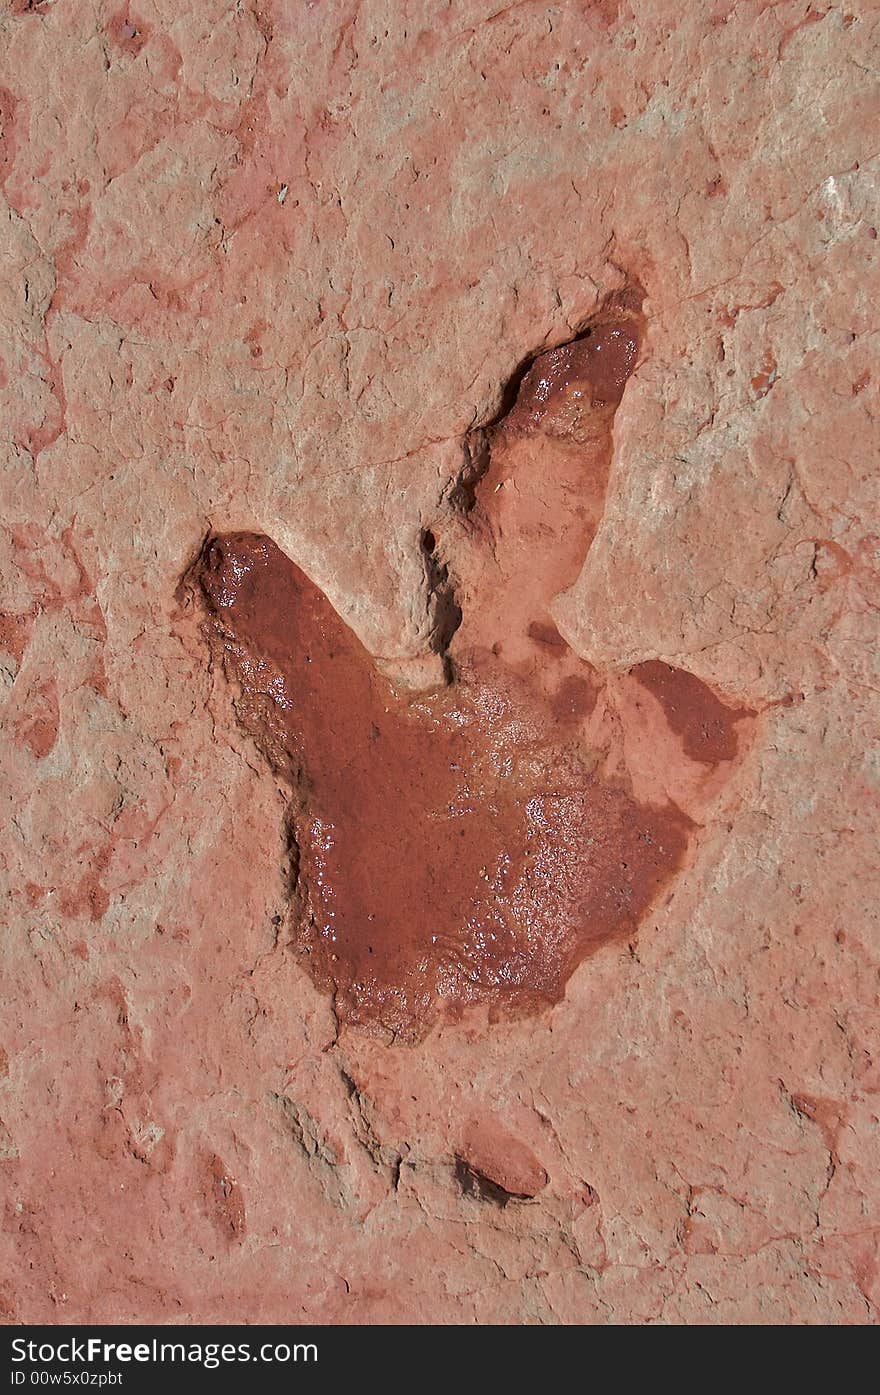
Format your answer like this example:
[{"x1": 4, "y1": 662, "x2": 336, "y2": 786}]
[{"x1": 1, "y1": 0, "x2": 878, "y2": 1326}]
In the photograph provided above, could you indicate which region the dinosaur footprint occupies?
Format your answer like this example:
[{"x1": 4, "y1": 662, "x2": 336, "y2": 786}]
[{"x1": 193, "y1": 290, "x2": 752, "y2": 1041}]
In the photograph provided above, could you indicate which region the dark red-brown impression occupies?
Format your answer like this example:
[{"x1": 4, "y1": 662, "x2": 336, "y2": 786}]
[
  {"x1": 194, "y1": 297, "x2": 746, "y2": 1040},
  {"x1": 630, "y1": 661, "x2": 749, "y2": 764}
]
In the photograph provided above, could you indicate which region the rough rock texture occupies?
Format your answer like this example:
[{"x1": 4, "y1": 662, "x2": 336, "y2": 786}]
[{"x1": 1, "y1": 0, "x2": 878, "y2": 1325}]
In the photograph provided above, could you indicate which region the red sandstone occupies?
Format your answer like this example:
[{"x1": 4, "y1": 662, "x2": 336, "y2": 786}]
[{"x1": 1, "y1": 0, "x2": 877, "y2": 1328}]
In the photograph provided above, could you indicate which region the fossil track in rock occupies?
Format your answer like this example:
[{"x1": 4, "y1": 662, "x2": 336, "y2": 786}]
[{"x1": 190, "y1": 290, "x2": 752, "y2": 1040}]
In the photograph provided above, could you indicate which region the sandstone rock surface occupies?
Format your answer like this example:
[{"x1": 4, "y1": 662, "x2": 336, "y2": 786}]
[{"x1": 1, "y1": 0, "x2": 878, "y2": 1324}]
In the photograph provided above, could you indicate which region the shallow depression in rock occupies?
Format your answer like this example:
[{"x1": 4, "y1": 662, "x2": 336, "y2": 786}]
[{"x1": 192, "y1": 300, "x2": 749, "y2": 1040}]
